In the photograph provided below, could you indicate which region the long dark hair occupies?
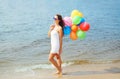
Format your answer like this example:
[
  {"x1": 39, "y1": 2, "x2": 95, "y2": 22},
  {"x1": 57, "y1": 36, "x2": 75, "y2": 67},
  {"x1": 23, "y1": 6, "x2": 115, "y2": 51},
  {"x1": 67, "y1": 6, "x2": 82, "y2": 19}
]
[{"x1": 56, "y1": 14, "x2": 65, "y2": 36}]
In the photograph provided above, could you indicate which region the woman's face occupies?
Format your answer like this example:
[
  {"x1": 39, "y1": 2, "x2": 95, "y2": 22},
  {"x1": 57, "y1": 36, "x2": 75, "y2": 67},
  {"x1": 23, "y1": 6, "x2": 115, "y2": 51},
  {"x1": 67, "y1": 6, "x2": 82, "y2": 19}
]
[{"x1": 53, "y1": 15, "x2": 59, "y2": 24}]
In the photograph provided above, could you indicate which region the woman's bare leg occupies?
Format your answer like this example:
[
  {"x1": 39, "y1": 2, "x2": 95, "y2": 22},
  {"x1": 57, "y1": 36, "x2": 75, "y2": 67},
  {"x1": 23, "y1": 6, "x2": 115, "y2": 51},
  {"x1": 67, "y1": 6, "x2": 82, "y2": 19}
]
[
  {"x1": 55, "y1": 54, "x2": 62, "y2": 74},
  {"x1": 49, "y1": 53, "x2": 61, "y2": 73}
]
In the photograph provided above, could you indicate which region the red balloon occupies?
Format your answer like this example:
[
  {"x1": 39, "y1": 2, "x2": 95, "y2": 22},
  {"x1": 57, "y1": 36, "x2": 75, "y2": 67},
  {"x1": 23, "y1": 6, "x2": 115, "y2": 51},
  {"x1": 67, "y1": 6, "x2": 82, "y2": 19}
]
[{"x1": 79, "y1": 22, "x2": 90, "y2": 31}]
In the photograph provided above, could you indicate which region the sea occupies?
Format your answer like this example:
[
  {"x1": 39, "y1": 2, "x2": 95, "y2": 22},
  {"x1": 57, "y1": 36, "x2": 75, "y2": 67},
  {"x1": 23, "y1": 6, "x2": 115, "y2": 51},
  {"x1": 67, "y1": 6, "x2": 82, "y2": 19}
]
[{"x1": 0, "y1": 0, "x2": 120, "y2": 76}]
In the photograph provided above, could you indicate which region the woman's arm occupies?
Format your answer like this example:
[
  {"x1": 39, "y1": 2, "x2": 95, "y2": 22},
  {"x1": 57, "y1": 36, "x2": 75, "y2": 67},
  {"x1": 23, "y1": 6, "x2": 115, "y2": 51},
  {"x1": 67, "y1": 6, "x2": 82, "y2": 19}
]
[
  {"x1": 59, "y1": 27, "x2": 63, "y2": 55},
  {"x1": 48, "y1": 29, "x2": 51, "y2": 37},
  {"x1": 48, "y1": 24, "x2": 54, "y2": 37}
]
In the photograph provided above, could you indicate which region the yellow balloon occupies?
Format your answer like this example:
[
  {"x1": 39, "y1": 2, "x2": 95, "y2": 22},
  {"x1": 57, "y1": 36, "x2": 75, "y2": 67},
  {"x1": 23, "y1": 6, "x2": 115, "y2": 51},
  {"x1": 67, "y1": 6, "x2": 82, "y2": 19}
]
[
  {"x1": 71, "y1": 10, "x2": 83, "y2": 18},
  {"x1": 78, "y1": 12, "x2": 83, "y2": 17}
]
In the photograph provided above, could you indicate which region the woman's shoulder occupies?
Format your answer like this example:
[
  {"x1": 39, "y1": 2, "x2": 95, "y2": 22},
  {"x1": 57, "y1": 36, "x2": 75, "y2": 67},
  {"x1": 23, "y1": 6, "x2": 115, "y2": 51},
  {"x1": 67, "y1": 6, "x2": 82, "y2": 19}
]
[{"x1": 58, "y1": 26, "x2": 62, "y2": 30}]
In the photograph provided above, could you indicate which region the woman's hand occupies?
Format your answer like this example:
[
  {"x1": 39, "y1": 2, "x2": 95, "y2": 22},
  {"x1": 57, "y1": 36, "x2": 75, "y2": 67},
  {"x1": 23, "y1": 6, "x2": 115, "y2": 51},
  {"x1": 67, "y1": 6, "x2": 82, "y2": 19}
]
[
  {"x1": 50, "y1": 25, "x2": 54, "y2": 30},
  {"x1": 59, "y1": 49, "x2": 62, "y2": 55}
]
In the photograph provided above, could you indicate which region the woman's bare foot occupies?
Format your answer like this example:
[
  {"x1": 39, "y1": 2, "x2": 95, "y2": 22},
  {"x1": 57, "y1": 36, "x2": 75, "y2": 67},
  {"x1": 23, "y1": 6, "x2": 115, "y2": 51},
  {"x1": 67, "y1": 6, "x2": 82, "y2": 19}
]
[
  {"x1": 55, "y1": 71, "x2": 59, "y2": 74},
  {"x1": 54, "y1": 68, "x2": 62, "y2": 75},
  {"x1": 57, "y1": 71, "x2": 62, "y2": 77},
  {"x1": 54, "y1": 72, "x2": 62, "y2": 78}
]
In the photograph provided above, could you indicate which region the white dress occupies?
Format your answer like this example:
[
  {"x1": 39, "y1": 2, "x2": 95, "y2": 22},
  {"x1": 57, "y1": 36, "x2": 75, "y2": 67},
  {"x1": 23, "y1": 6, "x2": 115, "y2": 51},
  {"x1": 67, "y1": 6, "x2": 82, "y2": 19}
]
[{"x1": 50, "y1": 28, "x2": 60, "y2": 54}]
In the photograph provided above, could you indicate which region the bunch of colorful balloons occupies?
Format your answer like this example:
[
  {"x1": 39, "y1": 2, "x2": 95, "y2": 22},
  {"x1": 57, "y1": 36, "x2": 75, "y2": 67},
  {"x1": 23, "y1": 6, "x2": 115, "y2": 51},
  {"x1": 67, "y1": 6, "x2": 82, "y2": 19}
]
[{"x1": 63, "y1": 10, "x2": 90, "y2": 40}]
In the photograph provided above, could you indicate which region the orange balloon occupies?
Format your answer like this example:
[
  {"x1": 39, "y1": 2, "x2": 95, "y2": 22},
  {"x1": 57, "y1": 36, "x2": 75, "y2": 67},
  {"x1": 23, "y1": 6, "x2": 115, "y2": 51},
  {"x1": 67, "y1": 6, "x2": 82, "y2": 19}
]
[
  {"x1": 71, "y1": 25, "x2": 78, "y2": 32},
  {"x1": 70, "y1": 31, "x2": 78, "y2": 40}
]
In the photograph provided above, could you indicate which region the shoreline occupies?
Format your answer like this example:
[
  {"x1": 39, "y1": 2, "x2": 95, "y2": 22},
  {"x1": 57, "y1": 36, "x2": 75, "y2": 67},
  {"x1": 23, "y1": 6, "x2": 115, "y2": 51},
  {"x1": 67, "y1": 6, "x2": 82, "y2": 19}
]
[{"x1": 1, "y1": 62, "x2": 120, "y2": 79}]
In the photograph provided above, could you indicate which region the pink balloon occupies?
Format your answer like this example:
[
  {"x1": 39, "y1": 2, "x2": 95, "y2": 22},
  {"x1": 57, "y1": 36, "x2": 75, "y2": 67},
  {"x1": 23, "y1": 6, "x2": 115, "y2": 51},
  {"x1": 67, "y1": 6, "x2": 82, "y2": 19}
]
[{"x1": 63, "y1": 17, "x2": 72, "y2": 27}]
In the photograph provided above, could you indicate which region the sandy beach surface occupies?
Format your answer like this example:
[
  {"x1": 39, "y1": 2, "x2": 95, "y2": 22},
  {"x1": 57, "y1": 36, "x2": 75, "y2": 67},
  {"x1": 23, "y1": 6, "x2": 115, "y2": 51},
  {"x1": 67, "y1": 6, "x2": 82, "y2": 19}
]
[{"x1": 1, "y1": 62, "x2": 120, "y2": 79}]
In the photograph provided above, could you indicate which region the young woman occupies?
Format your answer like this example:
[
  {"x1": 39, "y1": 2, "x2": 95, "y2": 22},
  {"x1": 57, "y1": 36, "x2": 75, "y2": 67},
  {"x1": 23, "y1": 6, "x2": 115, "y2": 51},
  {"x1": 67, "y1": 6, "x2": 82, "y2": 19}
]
[{"x1": 48, "y1": 14, "x2": 64, "y2": 75}]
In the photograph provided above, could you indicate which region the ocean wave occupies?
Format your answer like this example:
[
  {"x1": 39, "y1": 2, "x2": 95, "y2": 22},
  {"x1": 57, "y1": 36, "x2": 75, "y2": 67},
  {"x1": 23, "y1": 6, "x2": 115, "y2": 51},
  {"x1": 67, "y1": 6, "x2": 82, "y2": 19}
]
[
  {"x1": 66, "y1": 59, "x2": 120, "y2": 65},
  {"x1": 14, "y1": 59, "x2": 120, "y2": 73},
  {"x1": 15, "y1": 62, "x2": 74, "y2": 72}
]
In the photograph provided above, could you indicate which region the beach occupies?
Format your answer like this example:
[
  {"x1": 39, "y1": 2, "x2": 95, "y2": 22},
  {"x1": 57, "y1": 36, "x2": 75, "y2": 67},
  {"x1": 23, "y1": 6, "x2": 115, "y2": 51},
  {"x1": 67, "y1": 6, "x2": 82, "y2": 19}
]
[
  {"x1": 0, "y1": 0, "x2": 120, "y2": 79},
  {"x1": 0, "y1": 62, "x2": 120, "y2": 79}
]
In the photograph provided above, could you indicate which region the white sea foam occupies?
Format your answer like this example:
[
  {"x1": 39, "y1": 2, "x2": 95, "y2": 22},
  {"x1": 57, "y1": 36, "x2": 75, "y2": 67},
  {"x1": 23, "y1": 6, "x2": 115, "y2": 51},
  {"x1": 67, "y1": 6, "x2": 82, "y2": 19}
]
[{"x1": 15, "y1": 62, "x2": 74, "y2": 72}]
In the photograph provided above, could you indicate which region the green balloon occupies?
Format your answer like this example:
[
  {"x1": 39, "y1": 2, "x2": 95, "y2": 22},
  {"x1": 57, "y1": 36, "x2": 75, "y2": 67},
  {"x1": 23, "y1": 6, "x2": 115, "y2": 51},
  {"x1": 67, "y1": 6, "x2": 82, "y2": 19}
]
[
  {"x1": 76, "y1": 30, "x2": 86, "y2": 40},
  {"x1": 72, "y1": 16, "x2": 82, "y2": 25}
]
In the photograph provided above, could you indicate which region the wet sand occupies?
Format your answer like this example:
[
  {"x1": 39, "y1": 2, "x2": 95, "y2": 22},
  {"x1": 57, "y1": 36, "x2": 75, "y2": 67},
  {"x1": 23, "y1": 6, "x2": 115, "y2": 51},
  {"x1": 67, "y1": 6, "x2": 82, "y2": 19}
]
[{"x1": 1, "y1": 62, "x2": 120, "y2": 79}]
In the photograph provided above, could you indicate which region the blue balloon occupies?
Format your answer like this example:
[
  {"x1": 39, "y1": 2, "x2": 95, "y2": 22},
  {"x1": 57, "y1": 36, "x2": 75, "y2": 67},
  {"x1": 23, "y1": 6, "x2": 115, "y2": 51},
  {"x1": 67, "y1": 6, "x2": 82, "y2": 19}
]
[
  {"x1": 64, "y1": 26, "x2": 71, "y2": 35},
  {"x1": 77, "y1": 18, "x2": 85, "y2": 26},
  {"x1": 81, "y1": 18, "x2": 85, "y2": 23}
]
